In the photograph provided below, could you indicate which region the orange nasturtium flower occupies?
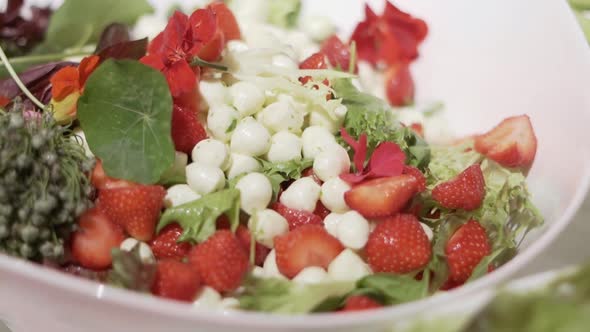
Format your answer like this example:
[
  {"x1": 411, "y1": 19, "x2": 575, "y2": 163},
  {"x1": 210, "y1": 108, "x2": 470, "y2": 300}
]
[{"x1": 50, "y1": 55, "x2": 100, "y2": 123}]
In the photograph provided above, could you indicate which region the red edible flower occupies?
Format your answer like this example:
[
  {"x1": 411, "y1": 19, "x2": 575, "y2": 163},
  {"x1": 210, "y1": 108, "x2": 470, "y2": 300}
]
[
  {"x1": 340, "y1": 128, "x2": 406, "y2": 184},
  {"x1": 0, "y1": 95, "x2": 11, "y2": 107}
]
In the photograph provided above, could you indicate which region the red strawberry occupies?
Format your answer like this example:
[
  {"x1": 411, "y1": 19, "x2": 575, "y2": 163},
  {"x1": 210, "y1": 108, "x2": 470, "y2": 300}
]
[
  {"x1": 171, "y1": 104, "x2": 207, "y2": 154},
  {"x1": 431, "y1": 164, "x2": 485, "y2": 211},
  {"x1": 71, "y1": 208, "x2": 125, "y2": 270},
  {"x1": 274, "y1": 224, "x2": 344, "y2": 278},
  {"x1": 403, "y1": 165, "x2": 426, "y2": 192},
  {"x1": 272, "y1": 202, "x2": 324, "y2": 230},
  {"x1": 340, "y1": 295, "x2": 383, "y2": 312},
  {"x1": 474, "y1": 115, "x2": 537, "y2": 169},
  {"x1": 365, "y1": 214, "x2": 431, "y2": 273},
  {"x1": 445, "y1": 220, "x2": 491, "y2": 284},
  {"x1": 302, "y1": 167, "x2": 323, "y2": 185},
  {"x1": 299, "y1": 52, "x2": 328, "y2": 70},
  {"x1": 313, "y1": 201, "x2": 331, "y2": 220},
  {"x1": 320, "y1": 35, "x2": 356, "y2": 72},
  {"x1": 91, "y1": 160, "x2": 133, "y2": 190},
  {"x1": 236, "y1": 225, "x2": 271, "y2": 267},
  {"x1": 149, "y1": 223, "x2": 192, "y2": 260},
  {"x1": 151, "y1": 259, "x2": 201, "y2": 302},
  {"x1": 98, "y1": 185, "x2": 166, "y2": 241},
  {"x1": 344, "y1": 175, "x2": 418, "y2": 218},
  {"x1": 385, "y1": 63, "x2": 415, "y2": 106},
  {"x1": 189, "y1": 230, "x2": 249, "y2": 293}
]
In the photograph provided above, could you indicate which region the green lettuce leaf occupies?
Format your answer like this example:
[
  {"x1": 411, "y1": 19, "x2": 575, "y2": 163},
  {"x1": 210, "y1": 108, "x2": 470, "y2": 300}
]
[
  {"x1": 108, "y1": 245, "x2": 156, "y2": 292},
  {"x1": 355, "y1": 273, "x2": 430, "y2": 305},
  {"x1": 256, "y1": 158, "x2": 313, "y2": 200},
  {"x1": 267, "y1": 0, "x2": 302, "y2": 28},
  {"x1": 332, "y1": 78, "x2": 430, "y2": 170},
  {"x1": 157, "y1": 189, "x2": 240, "y2": 244}
]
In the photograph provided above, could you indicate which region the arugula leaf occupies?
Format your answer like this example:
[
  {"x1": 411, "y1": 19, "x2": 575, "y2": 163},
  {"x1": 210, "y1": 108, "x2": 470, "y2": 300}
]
[
  {"x1": 257, "y1": 158, "x2": 313, "y2": 200},
  {"x1": 158, "y1": 189, "x2": 241, "y2": 244},
  {"x1": 37, "y1": 0, "x2": 153, "y2": 54},
  {"x1": 355, "y1": 273, "x2": 430, "y2": 305},
  {"x1": 78, "y1": 59, "x2": 175, "y2": 184},
  {"x1": 238, "y1": 276, "x2": 355, "y2": 314},
  {"x1": 108, "y1": 246, "x2": 156, "y2": 292},
  {"x1": 268, "y1": 0, "x2": 302, "y2": 28},
  {"x1": 333, "y1": 78, "x2": 430, "y2": 170}
]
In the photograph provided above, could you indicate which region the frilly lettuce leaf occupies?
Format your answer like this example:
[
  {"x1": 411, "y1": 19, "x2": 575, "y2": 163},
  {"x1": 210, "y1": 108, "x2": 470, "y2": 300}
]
[
  {"x1": 256, "y1": 158, "x2": 313, "y2": 200},
  {"x1": 157, "y1": 189, "x2": 240, "y2": 244}
]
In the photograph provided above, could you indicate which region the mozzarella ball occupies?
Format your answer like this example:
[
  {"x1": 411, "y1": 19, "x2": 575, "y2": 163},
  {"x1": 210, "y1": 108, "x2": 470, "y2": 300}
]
[
  {"x1": 193, "y1": 286, "x2": 222, "y2": 309},
  {"x1": 313, "y1": 144, "x2": 351, "y2": 182},
  {"x1": 292, "y1": 267, "x2": 329, "y2": 284},
  {"x1": 251, "y1": 266, "x2": 266, "y2": 278},
  {"x1": 263, "y1": 249, "x2": 286, "y2": 279},
  {"x1": 309, "y1": 111, "x2": 340, "y2": 134},
  {"x1": 227, "y1": 40, "x2": 249, "y2": 53},
  {"x1": 120, "y1": 238, "x2": 154, "y2": 263},
  {"x1": 230, "y1": 82, "x2": 265, "y2": 117},
  {"x1": 336, "y1": 211, "x2": 370, "y2": 250},
  {"x1": 235, "y1": 172, "x2": 273, "y2": 215},
  {"x1": 230, "y1": 117, "x2": 271, "y2": 157},
  {"x1": 266, "y1": 131, "x2": 302, "y2": 163},
  {"x1": 272, "y1": 54, "x2": 299, "y2": 70},
  {"x1": 301, "y1": 126, "x2": 338, "y2": 159},
  {"x1": 199, "y1": 80, "x2": 229, "y2": 108},
  {"x1": 323, "y1": 213, "x2": 342, "y2": 238},
  {"x1": 279, "y1": 177, "x2": 321, "y2": 212},
  {"x1": 186, "y1": 163, "x2": 225, "y2": 195},
  {"x1": 192, "y1": 139, "x2": 230, "y2": 170},
  {"x1": 258, "y1": 100, "x2": 305, "y2": 134},
  {"x1": 420, "y1": 222, "x2": 434, "y2": 242},
  {"x1": 328, "y1": 249, "x2": 372, "y2": 282},
  {"x1": 164, "y1": 184, "x2": 202, "y2": 208},
  {"x1": 320, "y1": 178, "x2": 351, "y2": 213},
  {"x1": 226, "y1": 153, "x2": 261, "y2": 179},
  {"x1": 207, "y1": 104, "x2": 240, "y2": 142},
  {"x1": 248, "y1": 209, "x2": 289, "y2": 248}
]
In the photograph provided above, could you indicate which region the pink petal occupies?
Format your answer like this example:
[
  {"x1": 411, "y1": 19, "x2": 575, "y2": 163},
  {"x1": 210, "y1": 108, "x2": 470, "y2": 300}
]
[
  {"x1": 340, "y1": 172, "x2": 369, "y2": 184},
  {"x1": 366, "y1": 141, "x2": 406, "y2": 178}
]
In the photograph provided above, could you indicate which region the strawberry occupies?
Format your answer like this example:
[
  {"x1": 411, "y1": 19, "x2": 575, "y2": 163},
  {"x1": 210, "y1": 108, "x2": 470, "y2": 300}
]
[
  {"x1": 313, "y1": 201, "x2": 331, "y2": 220},
  {"x1": 445, "y1": 220, "x2": 491, "y2": 284},
  {"x1": 431, "y1": 164, "x2": 485, "y2": 211},
  {"x1": 236, "y1": 225, "x2": 271, "y2": 266},
  {"x1": 365, "y1": 214, "x2": 431, "y2": 273},
  {"x1": 71, "y1": 208, "x2": 125, "y2": 270},
  {"x1": 98, "y1": 185, "x2": 166, "y2": 241},
  {"x1": 272, "y1": 202, "x2": 324, "y2": 230},
  {"x1": 402, "y1": 165, "x2": 426, "y2": 192},
  {"x1": 151, "y1": 259, "x2": 201, "y2": 302},
  {"x1": 385, "y1": 63, "x2": 414, "y2": 106},
  {"x1": 474, "y1": 115, "x2": 537, "y2": 169},
  {"x1": 149, "y1": 223, "x2": 192, "y2": 260},
  {"x1": 340, "y1": 295, "x2": 383, "y2": 312},
  {"x1": 299, "y1": 52, "x2": 328, "y2": 70},
  {"x1": 344, "y1": 175, "x2": 418, "y2": 218},
  {"x1": 302, "y1": 167, "x2": 323, "y2": 185},
  {"x1": 171, "y1": 104, "x2": 207, "y2": 154},
  {"x1": 189, "y1": 230, "x2": 249, "y2": 293},
  {"x1": 91, "y1": 160, "x2": 133, "y2": 190},
  {"x1": 274, "y1": 224, "x2": 344, "y2": 278},
  {"x1": 320, "y1": 35, "x2": 356, "y2": 72}
]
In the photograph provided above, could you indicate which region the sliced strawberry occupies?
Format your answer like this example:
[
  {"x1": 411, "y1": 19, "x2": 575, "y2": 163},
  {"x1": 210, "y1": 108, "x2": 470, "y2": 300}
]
[
  {"x1": 149, "y1": 223, "x2": 192, "y2": 260},
  {"x1": 445, "y1": 220, "x2": 491, "y2": 283},
  {"x1": 98, "y1": 185, "x2": 166, "y2": 241},
  {"x1": 344, "y1": 175, "x2": 418, "y2": 218},
  {"x1": 152, "y1": 259, "x2": 201, "y2": 302},
  {"x1": 402, "y1": 165, "x2": 426, "y2": 192},
  {"x1": 173, "y1": 88, "x2": 200, "y2": 115},
  {"x1": 431, "y1": 164, "x2": 485, "y2": 211},
  {"x1": 365, "y1": 214, "x2": 431, "y2": 273},
  {"x1": 313, "y1": 201, "x2": 331, "y2": 220},
  {"x1": 340, "y1": 295, "x2": 383, "y2": 312},
  {"x1": 299, "y1": 52, "x2": 328, "y2": 85},
  {"x1": 171, "y1": 104, "x2": 208, "y2": 154},
  {"x1": 91, "y1": 160, "x2": 134, "y2": 190},
  {"x1": 385, "y1": 62, "x2": 414, "y2": 106},
  {"x1": 208, "y1": 2, "x2": 241, "y2": 41},
  {"x1": 474, "y1": 115, "x2": 537, "y2": 169},
  {"x1": 71, "y1": 208, "x2": 125, "y2": 270},
  {"x1": 272, "y1": 202, "x2": 324, "y2": 230},
  {"x1": 320, "y1": 35, "x2": 356, "y2": 72},
  {"x1": 274, "y1": 224, "x2": 344, "y2": 278},
  {"x1": 236, "y1": 225, "x2": 271, "y2": 267},
  {"x1": 189, "y1": 230, "x2": 249, "y2": 293}
]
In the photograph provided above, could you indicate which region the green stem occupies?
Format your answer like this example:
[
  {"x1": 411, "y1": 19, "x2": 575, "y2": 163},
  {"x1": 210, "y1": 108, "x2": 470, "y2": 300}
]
[
  {"x1": 190, "y1": 57, "x2": 228, "y2": 71},
  {"x1": 0, "y1": 45, "x2": 45, "y2": 109},
  {"x1": 0, "y1": 50, "x2": 92, "y2": 67}
]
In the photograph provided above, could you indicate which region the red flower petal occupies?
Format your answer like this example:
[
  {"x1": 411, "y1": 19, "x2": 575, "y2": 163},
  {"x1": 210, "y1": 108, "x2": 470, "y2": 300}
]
[
  {"x1": 340, "y1": 128, "x2": 367, "y2": 173},
  {"x1": 50, "y1": 66, "x2": 80, "y2": 101},
  {"x1": 78, "y1": 55, "x2": 100, "y2": 87},
  {"x1": 163, "y1": 60, "x2": 198, "y2": 97},
  {"x1": 140, "y1": 54, "x2": 166, "y2": 71},
  {"x1": 366, "y1": 141, "x2": 405, "y2": 178},
  {"x1": 340, "y1": 172, "x2": 369, "y2": 184},
  {"x1": 208, "y1": 2, "x2": 241, "y2": 41},
  {"x1": 187, "y1": 8, "x2": 218, "y2": 56},
  {"x1": 162, "y1": 11, "x2": 190, "y2": 60},
  {"x1": 0, "y1": 95, "x2": 10, "y2": 107},
  {"x1": 148, "y1": 32, "x2": 165, "y2": 55}
]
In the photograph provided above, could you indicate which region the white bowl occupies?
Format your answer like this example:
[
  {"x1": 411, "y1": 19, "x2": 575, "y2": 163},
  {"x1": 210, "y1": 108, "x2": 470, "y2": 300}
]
[{"x1": 1, "y1": 0, "x2": 590, "y2": 331}]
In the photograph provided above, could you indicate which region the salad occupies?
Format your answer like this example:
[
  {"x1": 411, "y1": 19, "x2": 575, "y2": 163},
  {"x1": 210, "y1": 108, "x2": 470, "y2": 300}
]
[{"x1": 0, "y1": 0, "x2": 542, "y2": 314}]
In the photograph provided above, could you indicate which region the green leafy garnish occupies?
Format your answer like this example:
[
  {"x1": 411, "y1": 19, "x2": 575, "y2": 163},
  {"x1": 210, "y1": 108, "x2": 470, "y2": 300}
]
[
  {"x1": 257, "y1": 158, "x2": 314, "y2": 200},
  {"x1": 158, "y1": 189, "x2": 241, "y2": 244},
  {"x1": 108, "y1": 245, "x2": 156, "y2": 292},
  {"x1": 267, "y1": 0, "x2": 302, "y2": 28},
  {"x1": 332, "y1": 78, "x2": 430, "y2": 170},
  {"x1": 78, "y1": 59, "x2": 175, "y2": 184},
  {"x1": 355, "y1": 273, "x2": 430, "y2": 305}
]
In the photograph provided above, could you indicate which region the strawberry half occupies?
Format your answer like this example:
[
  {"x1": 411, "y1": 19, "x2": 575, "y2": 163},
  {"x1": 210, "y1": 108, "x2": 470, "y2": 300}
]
[
  {"x1": 236, "y1": 225, "x2": 271, "y2": 267},
  {"x1": 313, "y1": 201, "x2": 331, "y2": 220},
  {"x1": 474, "y1": 115, "x2": 537, "y2": 169},
  {"x1": 272, "y1": 202, "x2": 324, "y2": 230},
  {"x1": 445, "y1": 220, "x2": 491, "y2": 283},
  {"x1": 274, "y1": 224, "x2": 344, "y2": 279},
  {"x1": 151, "y1": 259, "x2": 201, "y2": 302},
  {"x1": 320, "y1": 35, "x2": 356, "y2": 72},
  {"x1": 91, "y1": 160, "x2": 133, "y2": 190},
  {"x1": 299, "y1": 52, "x2": 328, "y2": 85},
  {"x1": 189, "y1": 230, "x2": 249, "y2": 293},
  {"x1": 98, "y1": 184, "x2": 166, "y2": 241},
  {"x1": 385, "y1": 62, "x2": 415, "y2": 106},
  {"x1": 344, "y1": 175, "x2": 418, "y2": 218},
  {"x1": 171, "y1": 104, "x2": 207, "y2": 154},
  {"x1": 71, "y1": 208, "x2": 125, "y2": 270},
  {"x1": 365, "y1": 214, "x2": 431, "y2": 273},
  {"x1": 431, "y1": 164, "x2": 485, "y2": 211},
  {"x1": 340, "y1": 295, "x2": 383, "y2": 312},
  {"x1": 149, "y1": 223, "x2": 193, "y2": 260},
  {"x1": 402, "y1": 165, "x2": 426, "y2": 193}
]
